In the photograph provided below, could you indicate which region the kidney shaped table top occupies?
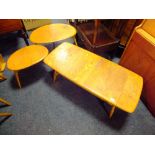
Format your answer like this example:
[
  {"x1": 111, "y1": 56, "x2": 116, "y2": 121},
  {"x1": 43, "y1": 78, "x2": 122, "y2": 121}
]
[
  {"x1": 44, "y1": 42, "x2": 143, "y2": 118},
  {"x1": 30, "y1": 23, "x2": 77, "y2": 44}
]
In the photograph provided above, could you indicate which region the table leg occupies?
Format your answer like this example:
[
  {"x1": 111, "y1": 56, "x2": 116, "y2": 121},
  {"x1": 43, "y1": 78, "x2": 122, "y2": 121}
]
[
  {"x1": 0, "y1": 113, "x2": 12, "y2": 117},
  {"x1": 14, "y1": 71, "x2": 21, "y2": 88},
  {"x1": 109, "y1": 106, "x2": 116, "y2": 118},
  {"x1": 53, "y1": 70, "x2": 59, "y2": 83},
  {"x1": 0, "y1": 98, "x2": 11, "y2": 106},
  {"x1": 73, "y1": 36, "x2": 78, "y2": 46},
  {"x1": 0, "y1": 73, "x2": 7, "y2": 81},
  {"x1": 93, "y1": 19, "x2": 100, "y2": 44}
]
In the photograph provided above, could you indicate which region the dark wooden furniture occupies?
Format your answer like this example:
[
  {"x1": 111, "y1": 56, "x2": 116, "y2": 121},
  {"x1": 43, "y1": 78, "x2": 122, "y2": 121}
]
[
  {"x1": 119, "y1": 20, "x2": 155, "y2": 117},
  {"x1": 0, "y1": 19, "x2": 29, "y2": 45},
  {"x1": 71, "y1": 20, "x2": 120, "y2": 58},
  {"x1": 103, "y1": 19, "x2": 143, "y2": 46},
  {"x1": 71, "y1": 19, "x2": 143, "y2": 58}
]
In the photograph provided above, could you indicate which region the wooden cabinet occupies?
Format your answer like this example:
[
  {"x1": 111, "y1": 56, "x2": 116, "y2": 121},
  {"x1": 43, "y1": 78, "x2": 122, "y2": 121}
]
[
  {"x1": 119, "y1": 20, "x2": 155, "y2": 116},
  {"x1": 0, "y1": 19, "x2": 29, "y2": 45}
]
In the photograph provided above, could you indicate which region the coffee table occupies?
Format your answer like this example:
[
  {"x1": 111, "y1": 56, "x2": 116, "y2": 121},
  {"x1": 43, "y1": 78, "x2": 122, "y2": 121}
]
[
  {"x1": 44, "y1": 42, "x2": 143, "y2": 118},
  {"x1": 7, "y1": 45, "x2": 48, "y2": 88},
  {"x1": 30, "y1": 23, "x2": 77, "y2": 45}
]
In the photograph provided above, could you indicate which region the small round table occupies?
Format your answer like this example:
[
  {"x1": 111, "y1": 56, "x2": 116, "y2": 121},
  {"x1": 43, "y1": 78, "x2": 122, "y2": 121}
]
[
  {"x1": 29, "y1": 23, "x2": 77, "y2": 45},
  {"x1": 7, "y1": 45, "x2": 48, "y2": 88}
]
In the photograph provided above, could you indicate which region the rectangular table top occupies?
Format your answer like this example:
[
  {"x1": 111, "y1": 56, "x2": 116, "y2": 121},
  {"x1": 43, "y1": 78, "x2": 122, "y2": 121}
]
[{"x1": 44, "y1": 42, "x2": 143, "y2": 113}]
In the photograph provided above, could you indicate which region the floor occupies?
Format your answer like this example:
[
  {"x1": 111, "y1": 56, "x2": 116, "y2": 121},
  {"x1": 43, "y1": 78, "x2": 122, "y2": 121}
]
[{"x1": 0, "y1": 20, "x2": 155, "y2": 135}]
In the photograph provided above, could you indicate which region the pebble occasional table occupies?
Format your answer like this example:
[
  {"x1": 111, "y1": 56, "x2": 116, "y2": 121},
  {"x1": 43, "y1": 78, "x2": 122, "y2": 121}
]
[
  {"x1": 44, "y1": 42, "x2": 143, "y2": 118},
  {"x1": 30, "y1": 23, "x2": 77, "y2": 45},
  {"x1": 7, "y1": 45, "x2": 48, "y2": 88}
]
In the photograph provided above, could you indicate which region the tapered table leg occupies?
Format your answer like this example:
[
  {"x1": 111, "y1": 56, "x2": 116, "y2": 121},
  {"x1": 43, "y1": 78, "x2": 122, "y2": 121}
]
[
  {"x1": 53, "y1": 70, "x2": 59, "y2": 83},
  {"x1": 109, "y1": 106, "x2": 116, "y2": 118},
  {"x1": 14, "y1": 71, "x2": 21, "y2": 88},
  {"x1": 73, "y1": 36, "x2": 78, "y2": 46},
  {"x1": 0, "y1": 113, "x2": 12, "y2": 117},
  {"x1": 0, "y1": 74, "x2": 7, "y2": 81},
  {"x1": 0, "y1": 98, "x2": 11, "y2": 106}
]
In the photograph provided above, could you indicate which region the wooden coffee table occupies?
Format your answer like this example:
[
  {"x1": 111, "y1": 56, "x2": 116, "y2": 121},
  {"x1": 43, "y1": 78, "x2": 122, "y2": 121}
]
[
  {"x1": 44, "y1": 42, "x2": 143, "y2": 118},
  {"x1": 7, "y1": 45, "x2": 48, "y2": 88},
  {"x1": 30, "y1": 23, "x2": 77, "y2": 45}
]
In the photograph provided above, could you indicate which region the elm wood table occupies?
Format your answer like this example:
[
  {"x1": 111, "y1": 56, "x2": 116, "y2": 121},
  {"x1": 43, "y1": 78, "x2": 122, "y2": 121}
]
[
  {"x1": 30, "y1": 23, "x2": 77, "y2": 45},
  {"x1": 7, "y1": 45, "x2": 48, "y2": 88},
  {"x1": 44, "y1": 42, "x2": 143, "y2": 118}
]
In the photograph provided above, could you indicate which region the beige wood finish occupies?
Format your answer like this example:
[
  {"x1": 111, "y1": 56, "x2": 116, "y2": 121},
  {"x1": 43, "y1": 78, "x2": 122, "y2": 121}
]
[
  {"x1": 7, "y1": 45, "x2": 48, "y2": 71},
  {"x1": 30, "y1": 23, "x2": 77, "y2": 44},
  {"x1": 7, "y1": 45, "x2": 48, "y2": 88},
  {"x1": 44, "y1": 42, "x2": 143, "y2": 116}
]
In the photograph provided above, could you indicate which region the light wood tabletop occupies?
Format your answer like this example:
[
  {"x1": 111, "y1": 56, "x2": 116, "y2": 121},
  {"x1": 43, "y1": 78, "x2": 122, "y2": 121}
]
[
  {"x1": 7, "y1": 45, "x2": 48, "y2": 71},
  {"x1": 30, "y1": 23, "x2": 77, "y2": 44},
  {"x1": 7, "y1": 45, "x2": 48, "y2": 88},
  {"x1": 44, "y1": 42, "x2": 143, "y2": 117}
]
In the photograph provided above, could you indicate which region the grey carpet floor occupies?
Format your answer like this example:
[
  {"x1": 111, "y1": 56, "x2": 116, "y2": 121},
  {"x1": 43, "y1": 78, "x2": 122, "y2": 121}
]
[{"x1": 0, "y1": 20, "x2": 155, "y2": 135}]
